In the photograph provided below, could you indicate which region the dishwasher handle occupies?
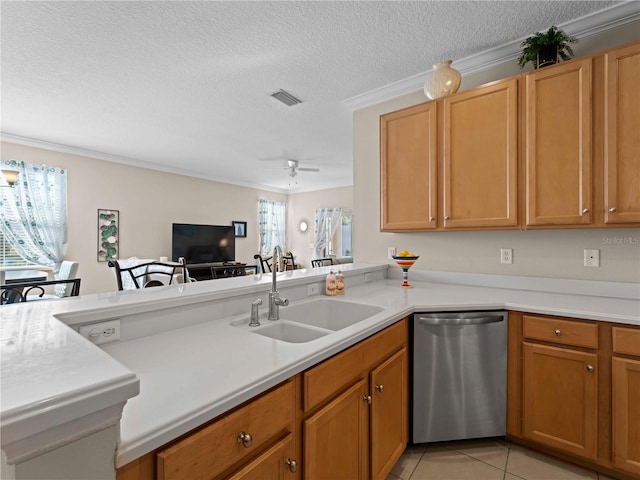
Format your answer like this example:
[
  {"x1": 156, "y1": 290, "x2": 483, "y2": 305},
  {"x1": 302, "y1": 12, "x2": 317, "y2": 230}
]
[{"x1": 416, "y1": 312, "x2": 504, "y2": 326}]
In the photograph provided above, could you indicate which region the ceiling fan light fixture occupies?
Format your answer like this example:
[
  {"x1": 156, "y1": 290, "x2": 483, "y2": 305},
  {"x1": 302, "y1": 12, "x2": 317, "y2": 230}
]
[{"x1": 271, "y1": 89, "x2": 302, "y2": 107}]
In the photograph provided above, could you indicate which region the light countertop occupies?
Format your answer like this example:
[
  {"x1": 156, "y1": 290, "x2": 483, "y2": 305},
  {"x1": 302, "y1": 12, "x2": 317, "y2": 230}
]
[{"x1": 1, "y1": 264, "x2": 638, "y2": 468}]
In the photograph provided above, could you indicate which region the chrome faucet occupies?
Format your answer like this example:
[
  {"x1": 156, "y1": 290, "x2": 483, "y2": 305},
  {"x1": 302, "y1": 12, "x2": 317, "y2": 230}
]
[{"x1": 268, "y1": 246, "x2": 289, "y2": 320}]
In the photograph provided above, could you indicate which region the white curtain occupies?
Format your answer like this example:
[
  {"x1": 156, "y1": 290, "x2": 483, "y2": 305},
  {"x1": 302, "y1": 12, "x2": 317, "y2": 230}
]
[
  {"x1": 313, "y1": 208, "x2": 342, "y2": 259},
  {"x1": 258, "y1": 199, "x2": 286, "y2": 256},
  {"x1": 0, "y1": 159, "x2": 68, "y2": 272}
]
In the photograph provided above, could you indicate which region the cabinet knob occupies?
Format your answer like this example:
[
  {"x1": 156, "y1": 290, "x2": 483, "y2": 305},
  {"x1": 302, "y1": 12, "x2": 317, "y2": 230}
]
[
  {"x1": 444, "y1": 215, "x2": 450, "y2": 220},
  {"x1": 582, "y1": 208, "x2": 590, "y2": 215},
  {"x1": 609, "y1": 207, "x2": 617, "y2": 213},
  {"x1": 554, "y1": 329, "x2": 561, "y2": 336},
  {"x1": 285, "y1": 458, "x2": 298, "y2": 473},
  {"x1": 375, "y1": 384, "x2": 384, "y2": 392},
  {"x1": 363, "y1": 395, "x2": 372, "y2": 405},
  {"x1": 237, "y1": 431, "x2": 253, "y2": 448},
  {"x1": 429, "y1": 216, "x2": 435, "y2": 222},
  {"x1": 586, "y1": 364, "x2": 594, "y2": 373}
]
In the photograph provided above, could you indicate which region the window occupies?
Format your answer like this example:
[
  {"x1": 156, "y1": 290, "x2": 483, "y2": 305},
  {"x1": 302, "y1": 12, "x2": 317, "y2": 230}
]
[
  {"x1": 0, "y1": 160, "x2": 68, "y2": 269},
  {"x1": 313, "y1": 208, "x2": 351, "y2": 259},
  {"x1": 258, "y1": 199, "x2": 287, "y2": 256},
  {"x1": 0, "y1": 232, "x2": 30, "y2": 266}
]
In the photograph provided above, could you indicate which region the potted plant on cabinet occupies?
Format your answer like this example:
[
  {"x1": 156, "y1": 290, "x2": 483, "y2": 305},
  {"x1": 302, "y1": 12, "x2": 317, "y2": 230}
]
[{"x1": 517, "y1": 26, "x2": 578, "y2": 69}]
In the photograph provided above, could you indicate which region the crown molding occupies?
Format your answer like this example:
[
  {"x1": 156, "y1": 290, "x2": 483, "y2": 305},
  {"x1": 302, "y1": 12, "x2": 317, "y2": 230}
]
[
  {"x1": 343, "y1": 1, "x2": 640, "y2": 111},
  {"x1": 0, "y1": 132, "x2": 293, "y2": 194}
]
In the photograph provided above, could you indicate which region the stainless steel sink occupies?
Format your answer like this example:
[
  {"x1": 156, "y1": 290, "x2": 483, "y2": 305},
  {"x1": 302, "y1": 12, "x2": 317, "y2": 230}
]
[{"x1": 281, "y1": 298, "x2": 384, "y2": 331}]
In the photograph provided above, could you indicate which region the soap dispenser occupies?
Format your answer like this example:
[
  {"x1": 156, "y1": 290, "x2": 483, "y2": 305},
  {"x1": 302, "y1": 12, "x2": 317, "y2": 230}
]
[
  {"x1": 325, "y1": 271, "x2": 336, "y2": 296},
  {"x1": 335, "y1": 271, "x2": 345, "y2": 295}
]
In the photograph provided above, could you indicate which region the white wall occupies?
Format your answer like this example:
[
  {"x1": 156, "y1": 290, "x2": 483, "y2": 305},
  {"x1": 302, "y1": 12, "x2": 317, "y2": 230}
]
[
  {"x1": 1, "y1": 141, "x2": 290, "y2": 294},
  {"x1": 1, "y1": 141, "x2": 351, "y2": 293},
  {"x1": 287, "y1": 186, "x2": 353, "y2": 268},
  {"x1": 353, "y1": 23, "x2": 640, "y2": 284}
]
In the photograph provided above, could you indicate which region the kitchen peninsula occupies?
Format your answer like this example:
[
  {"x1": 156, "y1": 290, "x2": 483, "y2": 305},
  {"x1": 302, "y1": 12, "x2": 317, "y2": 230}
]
[{"x1": 1, "y1": 264, "x2": 639, "y2": 480}]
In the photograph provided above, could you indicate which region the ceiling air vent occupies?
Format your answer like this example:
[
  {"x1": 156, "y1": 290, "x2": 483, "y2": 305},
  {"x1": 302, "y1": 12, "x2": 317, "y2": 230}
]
[{"x1": 270, "y1": 89, "x2": 302, "y2": 107}]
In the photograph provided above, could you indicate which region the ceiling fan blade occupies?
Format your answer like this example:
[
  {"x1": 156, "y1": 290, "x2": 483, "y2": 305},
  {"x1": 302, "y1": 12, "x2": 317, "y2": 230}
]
[{"x1": 298, "y1": 167, "x2": 320, "y2": 172}]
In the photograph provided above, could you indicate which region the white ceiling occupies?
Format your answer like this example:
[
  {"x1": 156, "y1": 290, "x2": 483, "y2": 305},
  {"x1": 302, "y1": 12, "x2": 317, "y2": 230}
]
[{"x1": 0, "y1": 1, "x2": 633, "y2": 193}]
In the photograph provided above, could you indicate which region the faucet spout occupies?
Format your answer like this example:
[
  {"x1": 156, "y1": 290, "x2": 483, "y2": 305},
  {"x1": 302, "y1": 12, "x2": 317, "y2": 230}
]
[{"x1": 268, "y1": 246, "x2": 289, "y2": 320}]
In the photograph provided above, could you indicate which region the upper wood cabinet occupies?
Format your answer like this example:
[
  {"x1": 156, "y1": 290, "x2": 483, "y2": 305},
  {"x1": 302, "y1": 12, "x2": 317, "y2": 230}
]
[
  {"x1": 604, "y1": 42, "x2": 640, "y2": 224},
  {"x1": 380, "y1": 78, "x2": 518, "y2": 231},
  {"x1": 380, "y1": 41, "x2": 640, "y2": 232},
  {"x1": 380, "y1": 102, "x2": 437, "y2": 231},
  {"x1": 524, "y1": 58, "x2": 593, "y2": 226},
  {"x1": 443, "y1": 78, "x2": 518, "y2": 228}
]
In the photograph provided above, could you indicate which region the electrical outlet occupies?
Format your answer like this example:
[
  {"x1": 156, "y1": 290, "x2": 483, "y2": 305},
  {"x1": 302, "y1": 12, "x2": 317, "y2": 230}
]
[
  {"x1": 307, "y1": 283, "x2": 319, "y2": 296},
  {"x1": 388, "y1": 247, "x2": 397, "y2": 259},
  {"x1": 500, "y1": 248, "x2": 513, "y2": 264},
  {"x1": 364, "y1": 272, "x2": 373, "y2": 282},
  {"x1": 78, "y1": 319, "x2": 121, "y2": 345},
  {"x1": 584, "y1": 249, "x2": 600, "y2": 267}
]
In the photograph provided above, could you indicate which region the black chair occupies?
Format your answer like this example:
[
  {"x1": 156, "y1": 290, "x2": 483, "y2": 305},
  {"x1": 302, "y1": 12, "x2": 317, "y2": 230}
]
[
  {"x1": 1, "y1": 278, "x2": 81, "y2": 305},
  {"x1": 108, "y1": 260, "x2": 184, "y2": 291},
  {"x1": 283, "y1": 252, "x2": 298, "y2": 270},
  {"x1": 311, "y1": 257, "x2": 334, "y2": 268},
  {"x1": 253, "y1": 254, "x2": 273, "y2": 273}
]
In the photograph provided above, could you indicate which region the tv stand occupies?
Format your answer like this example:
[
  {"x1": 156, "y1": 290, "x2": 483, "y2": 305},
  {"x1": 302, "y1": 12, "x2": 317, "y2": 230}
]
[{"x1": 184, "y1": 262, "x2": 247, "y2": 281}]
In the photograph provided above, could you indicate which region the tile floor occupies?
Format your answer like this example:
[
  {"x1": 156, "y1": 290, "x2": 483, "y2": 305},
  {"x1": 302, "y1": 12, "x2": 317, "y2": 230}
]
[{"x1": 387, "y1": 438, "x2": 620, "y2": 480}]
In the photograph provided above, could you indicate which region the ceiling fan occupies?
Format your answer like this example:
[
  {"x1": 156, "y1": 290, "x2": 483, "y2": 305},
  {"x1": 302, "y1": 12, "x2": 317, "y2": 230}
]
[{"x1": 285, "y1": 159, "x2": 320, "y2": 178}]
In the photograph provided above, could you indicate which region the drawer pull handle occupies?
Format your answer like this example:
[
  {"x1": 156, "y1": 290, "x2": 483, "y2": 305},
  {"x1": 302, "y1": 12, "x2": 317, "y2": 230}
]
[
  {"x1": 363, "y1": 395, "x2": 372, "y2": 405},
  {"x1": 237, "y1": 431, "x2": 253, "y2": 448},
  {"x1": 586, "y1": 364, "x2": 594, "y2": 373},
  {"x1": 554, "y1": 329, "x2": 561, "y2": 336},
  {"x1": 444, "y1": 215, "x2": 450, "y2": 220},
  {"x1": 285, "y1": 458, "x2": 298, "y2": 473},
  {"x1": 375, "y1": 384, "x2": 384, "y2": 392},
  {"x1": 609, "y1": 207, "x2": 617, "y2": 213},
  {"x1": 429, "y1": 216, "x2": 435, "y2": 222},
  {"x1": 582, "y1": 208, "x2": 590, "y2": 215}
]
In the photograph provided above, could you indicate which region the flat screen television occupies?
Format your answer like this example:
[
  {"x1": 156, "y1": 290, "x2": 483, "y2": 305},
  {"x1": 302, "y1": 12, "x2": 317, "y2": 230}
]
[{"x1": 172, "y1": 223, "x2": 235, "y2": 264}]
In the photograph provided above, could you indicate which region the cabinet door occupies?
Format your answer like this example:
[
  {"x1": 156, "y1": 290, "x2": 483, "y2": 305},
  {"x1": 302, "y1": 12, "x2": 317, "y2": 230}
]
[
  {"x1": 612, "y1": 357, "x2": 640, "y2": 476},
  {"x1": 525, "y1": 58, "x2": 593, "y2": 226},
  {"x1": 227, "y1": 434, "x2": 297, "y2": 480},
  {"x1": 304, "y1": 379, "x2": 369, "y2": 480},
  {"x1": 604, "y1": 42, "x2": 640, "y2": 224},
  {"x1": 381, "y1": 102, "x2": 437, "y2": 231},
  {"x1": 370, "y1": 348, "x2": 408, "y2": 480},
  {"x1": 522, "y1": 342, "x2": 598, "y2": 460},
  {"x1": 443, "y1": 78, "x2": 518, "y2": 228}
]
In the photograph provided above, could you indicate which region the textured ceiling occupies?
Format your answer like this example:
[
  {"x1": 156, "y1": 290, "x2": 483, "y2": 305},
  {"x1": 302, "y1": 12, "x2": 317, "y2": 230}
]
[{"x1": 0, "y1": 1, "x2": 627, "y2": 192}]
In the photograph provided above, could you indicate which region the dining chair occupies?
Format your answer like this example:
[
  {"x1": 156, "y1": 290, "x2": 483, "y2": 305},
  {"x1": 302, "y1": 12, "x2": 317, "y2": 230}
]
[
  {"x1": 283, "y1": 252, "x2": 298, "y2": 270},
  {"x1": 1, "y1": 278, "x2": 81, "y2": 304},
  {"x1": 108, "y1": 260, "x2": 183, "y2": 291},
  {"x1": 253, "y1": 254, "x2": 273, "y2": 273},
  {"x1": 311, "y1": 257, "x2": 334, "y2": 268}
]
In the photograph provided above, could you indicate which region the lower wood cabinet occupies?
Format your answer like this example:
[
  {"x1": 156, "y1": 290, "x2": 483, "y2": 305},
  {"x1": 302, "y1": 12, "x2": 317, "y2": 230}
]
[
  {"x1": 303, "y1": 379, "x2": 370, "y2": 479},
  {"x1": 611, "y1": 327, "x2": 640, "y2": 477},
  {"x1": 509, "y1": 312, "x2": 640, "y2": 480},
  {"x1": 522, "y1": 342, "x2": 598, "y2": 460},
  {"x1": 116, "y1": 319, "x2": 408, "y2": 480}
]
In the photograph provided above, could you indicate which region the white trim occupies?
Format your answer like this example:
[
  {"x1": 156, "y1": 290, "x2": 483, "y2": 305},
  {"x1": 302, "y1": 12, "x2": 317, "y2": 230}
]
[
  {"x1": 343, "y1": 1, "x2": 640, "y2": 110},
  {"x1": 0, "y1": 133, "x2": 291, "y2": 195}
]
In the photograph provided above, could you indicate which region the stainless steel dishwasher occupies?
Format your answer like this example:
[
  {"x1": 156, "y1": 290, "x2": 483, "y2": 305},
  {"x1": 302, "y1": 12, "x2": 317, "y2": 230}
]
[{"x1": 412, "y1": 311, "x2": 507, "y2": 443}]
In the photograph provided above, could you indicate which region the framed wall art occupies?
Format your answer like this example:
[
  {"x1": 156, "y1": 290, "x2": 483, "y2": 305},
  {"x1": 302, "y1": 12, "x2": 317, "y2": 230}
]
[
  {"x1": 98, "y1": 209, "x2": 119, "y2": 262},
  {"x1": 232, "y1": 221, "x2": 247, "y2": 238}
]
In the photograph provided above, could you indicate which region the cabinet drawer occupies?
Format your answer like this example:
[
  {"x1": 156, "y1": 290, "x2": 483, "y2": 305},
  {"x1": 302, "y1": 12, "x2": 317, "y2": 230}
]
[
  {"x1": 157, "y1": 379, "x2": 295, "y2": 480},
  {"x1": 523, "y1": 315, "x2": 598, "y2": 349},
  {"x1": 303, "y1": 319, "x2": 407, "y2": 412},
  {"x1": 612, "y1": 326, "x2": 640, "y2": 356}
]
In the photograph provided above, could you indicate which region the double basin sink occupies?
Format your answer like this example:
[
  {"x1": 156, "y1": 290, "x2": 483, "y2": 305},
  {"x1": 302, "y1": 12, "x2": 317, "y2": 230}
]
[{"x1": 231, "y1": 298, "x2": 384, "y2": 343}]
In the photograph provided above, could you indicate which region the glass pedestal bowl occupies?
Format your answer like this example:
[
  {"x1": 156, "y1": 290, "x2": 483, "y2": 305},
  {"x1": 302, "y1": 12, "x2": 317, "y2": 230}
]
[{"x1": 392, "y1": 255, "x2": 419, "y2": 288}]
